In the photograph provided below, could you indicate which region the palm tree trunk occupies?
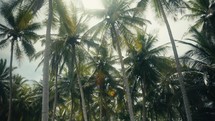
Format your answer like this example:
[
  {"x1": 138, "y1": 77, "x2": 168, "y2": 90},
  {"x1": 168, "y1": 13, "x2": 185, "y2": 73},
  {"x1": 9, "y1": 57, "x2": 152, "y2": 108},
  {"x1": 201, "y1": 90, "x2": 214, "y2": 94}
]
[
  {"x1": 7, "y1": 40, "x2": 14, "y2": 121},
  {"x1": 42, "y1": 0, "x2": 53, "y2": 120},
  {"x1": 99, "y1": 86, "x2": 103, "y2": 121},
  {"x1": 141, "y1": 79, "x2": 146, "y2": 121},
  {"x1": 69, "y1": 46, "x2": 75, "y2": 121},
  {"x1": 157, "y1": 0, "x2": 192, "y2": 121},
  {"x1": 69, "y1": 91, "x2": 74, "y2": 121},
  {"x1": 51, "y1": 64, "x2": 58, "y2": 121},
  {"x1": 111, "y1": 24, "x2": 135, "y2": 121},
  {"x1": 73, "y1": 44, "x2": 88, "y2": 121}
]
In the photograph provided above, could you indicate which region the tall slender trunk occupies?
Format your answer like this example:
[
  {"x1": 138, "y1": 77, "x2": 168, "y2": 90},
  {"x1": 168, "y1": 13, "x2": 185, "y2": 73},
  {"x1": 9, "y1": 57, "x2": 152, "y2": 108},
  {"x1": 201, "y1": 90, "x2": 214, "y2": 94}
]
[
  {"x1": 73, "y1": 44, "x2": 88, "y2": 121},
  {"x1": 42, "y1": 0, "x2": 53, "y2": 120},
  {"x1": 7, "y1": 40, "x2": 14, "y2": 121},
  {"x1": 157, "y1": 0, "x2": 192, "y2": 121},
  {"x1": 69, "y1": 44, "x2": 75, "y2": 121},
  {"x1": 69, "y1": 91, "x2": 74, "y2": 121},
  {"x1": 51, "y1": 64, "x2": 58, "y2": 121},
  {"x1": 141, "y1": 79, "x2": 146, "y2": 121},
  {"x1": 99, "y1": 86, "x2": 103, "y2": 121},
  {"x1": 111, "y1": 24, "x2": 135, "y2": 121}
]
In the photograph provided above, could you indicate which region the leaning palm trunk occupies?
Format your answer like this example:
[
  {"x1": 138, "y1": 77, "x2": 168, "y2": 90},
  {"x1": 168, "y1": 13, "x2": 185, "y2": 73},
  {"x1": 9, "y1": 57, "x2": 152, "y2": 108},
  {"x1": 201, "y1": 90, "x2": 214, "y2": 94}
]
[
  {"x1": 73, "y1": 44, "x2": 88, "y2": 121},
  {"x1": 7, "y1": 40, "x2": 14, "y2": 121},
  {"x1": 157, "y1": 0, "x2": 192, "y2": 121},
  {"x1": 42, "y1": 0, "x2": 53, "y2": 121},
  {"x1": 111, "y1": 24, "x2": 135, "y2": 121}
]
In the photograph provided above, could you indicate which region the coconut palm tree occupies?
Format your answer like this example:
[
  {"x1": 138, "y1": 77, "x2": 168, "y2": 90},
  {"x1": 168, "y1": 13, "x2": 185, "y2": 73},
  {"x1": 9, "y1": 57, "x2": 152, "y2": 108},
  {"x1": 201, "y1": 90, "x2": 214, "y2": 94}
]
[
  {"x1": 29, "y1": 80, "x2": 43, "y2": 121},
  {"x1": 57, "y1": 2, "x2": 87, "y2": 121},
  {"x1": 0, "y1": 1, "x2": 41, "y2": 121},
  {"x1": 136, "y1": 0, "x2": 192, "y2": 120},
  {"x1": 125, "y1": 32, "x2": 169, "y2": 121},
  {"x1": 0, "y1": 59, "x2": 10, "y2": 121},
  {"x1": 32, "y1": 36, "x2": 65, "y2": 121},
  {"x1": 84, "y1": 0, "x2": 149, "y2": 120},
  {"x1": 48, "y1": 40, "x2": 63, "y2": 121},
  {"x1": 11, "y1": 75, "x2": 32, "y2": 121},
  {"x1": 32, "y1": 0, "x2": 89, "y2": 118},
  {"x1": 180, "y1": 27, "x2": 215, "y2": 86},
  {"x1": 13, "y1": 0, "x2": 51, "y2": 120},
  {"x1": 85, "y1": 41, "x2": 120, "y2": 120},
  {"x1": 41, "y1": 0, "x2": 53, "y2": 120},
  {"x1": 183, "y1": 0, "x2": 215, "y2": 38},
  {"x1": 52, "y1": 1, "x2": 88, "y2": 120}
]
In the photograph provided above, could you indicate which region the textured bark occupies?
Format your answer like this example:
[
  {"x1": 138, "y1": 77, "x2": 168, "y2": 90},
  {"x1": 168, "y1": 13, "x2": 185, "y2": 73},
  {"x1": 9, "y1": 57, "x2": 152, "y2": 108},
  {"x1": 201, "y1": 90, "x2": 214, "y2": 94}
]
[
  {"x1": 111, "y1": 24, "x2": 135, "y2": 121},
  {"x1": 157, "y1": 0, "x2": 192, "y2": 121},
  {"x1": 7, "y1": 40, "x2": 14, "y2": 121},
  {"x1": 42, "y1": 0, "x2": 52, "y2": 120}
]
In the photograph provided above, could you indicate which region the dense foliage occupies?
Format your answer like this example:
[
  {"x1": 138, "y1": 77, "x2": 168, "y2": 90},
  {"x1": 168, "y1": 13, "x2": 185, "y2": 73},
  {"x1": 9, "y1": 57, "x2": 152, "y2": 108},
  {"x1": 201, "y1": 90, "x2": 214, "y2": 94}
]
[{"x1": 0, "y1": 0, "x2": 215, "y2": 121}]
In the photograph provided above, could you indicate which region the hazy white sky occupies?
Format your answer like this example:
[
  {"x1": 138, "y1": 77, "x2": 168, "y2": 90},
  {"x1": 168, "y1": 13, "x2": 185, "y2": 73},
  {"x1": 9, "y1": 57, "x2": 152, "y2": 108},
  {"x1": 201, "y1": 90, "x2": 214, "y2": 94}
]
[{"x1": 0, "y1": 0, "x2": 192, "y2": 81}]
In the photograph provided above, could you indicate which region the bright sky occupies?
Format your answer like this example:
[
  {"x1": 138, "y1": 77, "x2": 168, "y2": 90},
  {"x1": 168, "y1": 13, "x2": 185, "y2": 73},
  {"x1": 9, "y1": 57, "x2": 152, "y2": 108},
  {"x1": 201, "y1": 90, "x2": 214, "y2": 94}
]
[
  {"x1": 0, "y1": 0, "x2": 192, "y2": 81},
  {"x1": 82, "y1": 0, "x2": 103, "y2": 9}
]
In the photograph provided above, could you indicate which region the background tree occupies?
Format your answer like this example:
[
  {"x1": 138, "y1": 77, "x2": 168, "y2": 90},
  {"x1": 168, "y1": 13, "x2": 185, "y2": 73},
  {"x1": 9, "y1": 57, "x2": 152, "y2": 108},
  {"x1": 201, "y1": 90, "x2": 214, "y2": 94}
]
[
  {"x1": 54, "y1": 0, "x2": 89, "y2": 120},
  {"x1": 136, "y1": 0, "x2": 192, "y2": 120},
  {"x1": 86, "y1": 41, "x2": 120, "y2": 120},
  {"x1": 84, "y1": 0, "x2": 149, "y2": 120},
  {"x1": 180, "y1": 27, "x2": 215, "y2": 86},
  {"x1": 0, "y1": 1, "x2": 40, "y2": 120},
  {"x1": 0, "y1": 59, "x2": 10, "y2": 121},
  {"x1": 125, "y1": 32, "x2": 168, "y2": 121},
  {"x1": 183, "y1": 0, "x2": 215, "y2": 39}
]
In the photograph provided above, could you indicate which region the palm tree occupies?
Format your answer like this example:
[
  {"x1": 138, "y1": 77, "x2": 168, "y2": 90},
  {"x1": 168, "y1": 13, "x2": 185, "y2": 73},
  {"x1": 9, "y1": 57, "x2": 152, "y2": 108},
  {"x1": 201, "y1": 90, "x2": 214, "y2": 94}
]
[
  {"x1": 42, "y1": 0, "x2": 52, "y2": 119},
  {"x1": 32, "y1": 1, "x2": 89, "y2": 119},
  {"x1": 86, "y1": 41, "x2": 120, "y2": 120},
  {"x1": 12, "y1": 1, "x2": 48, "y2": 120},
  {"x1": 30, "y1": 80, "x2": 43, "y2": 121},
  {"x1": 11, "y1": 75, "x2": 32, "y2": 121},
  {"x1": 137, "y1": 0, "x2": 192, "y2": 120},
  {"x1": 85, "y1": 0, "x2": 148, "y2": 120},
  {"x1": 49, "y1": 40, "x2": 63, "y2": 121},
  {"x1": 180, "y1": 27, "x2": 215, "y2": 86},
  {"x1": 53, "y1": 1, "x2": 88, "y2": 120},
  {"x1": 32, "y1": 35, "x2": 65, "y2": 121},
  {"x1": 0, "y1": 59, "x2": 10, "y2": 121},
  {"x1": 0, "y1": 1, "x2": 40, "y2": 121},
  {"x1": 183, "y1": 0, "x2": 215, "y2": 38},
  {"x1": 125, "y1": 32, "x2": 168, "y2": 121}
]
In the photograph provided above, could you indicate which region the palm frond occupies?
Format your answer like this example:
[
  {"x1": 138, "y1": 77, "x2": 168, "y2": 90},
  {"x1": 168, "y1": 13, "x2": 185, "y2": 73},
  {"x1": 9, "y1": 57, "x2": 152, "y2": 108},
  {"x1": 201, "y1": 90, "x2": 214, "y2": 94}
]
[
  {"x1": 16, "y1": 8, "x2": 33, "y2": 30},
  {"x1": 0, "y1": 38, "x2": 9, "y2": 49},
  {"x1": 83, "y1": 20, "x2": 107, "y2": 38},
  {"x1": 21, "y1": 39, "x2": 35, "y2": 57},
  {"x1": 136, "y1": 0, "x2": 149, "y2": 12},
  {"x1": 0, "y1": 59, "x2": 10, "y2": 80},
  {"x1": 25, "y1": 23, "x2": 41, "y2": 32},
  {"x1": 30, "y1": 0, "x2": 45, "y2": 14},
  {"x1": 0, "y1": 2, "x2": 16, "y2": 28},
  {"x1": 15, "y1": 42, "x2": 23, "y2": 61}
]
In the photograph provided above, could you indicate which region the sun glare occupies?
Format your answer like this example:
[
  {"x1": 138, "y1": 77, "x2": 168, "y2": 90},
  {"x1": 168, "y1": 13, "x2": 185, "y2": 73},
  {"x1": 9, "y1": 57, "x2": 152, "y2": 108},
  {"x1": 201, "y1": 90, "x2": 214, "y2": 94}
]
[
  {"x1": 82, "y1": 0, "x2": 103, "y2": 9},
  {"x1": 62, "y1": 0, "x2": 104, "y2": 10}
]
